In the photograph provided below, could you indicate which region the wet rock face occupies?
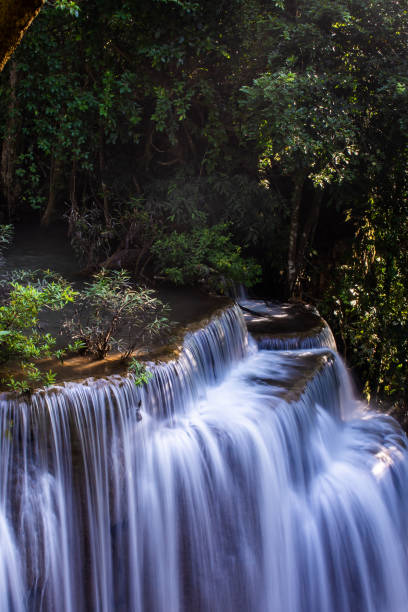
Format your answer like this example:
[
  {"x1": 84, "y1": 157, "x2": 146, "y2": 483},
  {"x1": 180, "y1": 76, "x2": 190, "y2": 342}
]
[
  {"x1": 238, "y1": 299, "x2": 336, "y2": 350},
  {"x1": 243, "y1": 350, "x2": 334, "y2": 404},
  {"x1": 239, "y1": 300, "x2": 323, "y2": 334}
]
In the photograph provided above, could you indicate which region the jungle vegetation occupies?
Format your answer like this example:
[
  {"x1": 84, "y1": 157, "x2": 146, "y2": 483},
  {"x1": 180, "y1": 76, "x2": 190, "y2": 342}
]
[{"x1": 0, "y1": 0, "x2": 407, "y2": 412}]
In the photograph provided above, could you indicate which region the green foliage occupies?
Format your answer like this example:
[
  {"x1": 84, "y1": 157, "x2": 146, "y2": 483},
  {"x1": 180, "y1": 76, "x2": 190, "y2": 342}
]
[
  {"x1": 54, "y1": 0, "x2": 80, "y2": 17},
  {"x1": 0, "y1": 270, "x2": 77, "y2": 392},
  {"x1": 4, "y1": 376, "x2": 31, "y2": 393},
  {"x1": 64, "y1": 269, "x2": 171, "y2": 359},
  {"x1": 54, "y1": 340, "x2": 86, "y2": 364},
  {"x1": 67, "y1": 206, "x2": 113, "y2": 267},
  {"x1": 0, "y1": 225, "x2": 13, "y2": 252},
  {"x1": 67, "y1": 173, "x2": 269, "y2": 291},
  {"x1": 322, "y1": 264, "x2": 408, "y2": 406},
  {"x1": 320, "y1": 197, "x2": 408, "y2": 408},
  {"x1": 127, "y1": 358, "x2": 153, "y2": 387},
  {"x1": 241, "y1": 70, "x2": 358, "y2": 186},
  {"x1": 152, "y1": 223, "x2": 262, "y2": 291}
]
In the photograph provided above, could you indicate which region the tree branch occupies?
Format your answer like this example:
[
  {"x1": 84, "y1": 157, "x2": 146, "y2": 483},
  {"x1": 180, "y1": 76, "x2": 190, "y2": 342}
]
[{"x1": 0, "y1": 0, "x2": 44, "y2": 72}]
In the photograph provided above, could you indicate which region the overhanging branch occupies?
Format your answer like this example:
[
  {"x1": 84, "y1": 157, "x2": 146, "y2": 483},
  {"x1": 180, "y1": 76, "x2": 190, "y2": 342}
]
[{"x1": 0, "y1": 0, "x2": 44, "y2": 72}]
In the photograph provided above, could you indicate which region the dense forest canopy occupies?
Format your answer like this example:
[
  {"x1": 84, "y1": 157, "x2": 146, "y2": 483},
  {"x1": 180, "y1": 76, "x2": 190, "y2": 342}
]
[{"x1": 0, "y1": 0, "x2": 407, "y2": 410}]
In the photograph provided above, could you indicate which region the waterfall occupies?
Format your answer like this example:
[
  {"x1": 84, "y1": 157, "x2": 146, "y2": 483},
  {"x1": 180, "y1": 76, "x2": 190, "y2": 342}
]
[
  {"x1": 257, "y1": 322, "x2": 336, "y2": 351},
  {"x1": 0, "y1": 305, "x2": 407, "y2": 611}
]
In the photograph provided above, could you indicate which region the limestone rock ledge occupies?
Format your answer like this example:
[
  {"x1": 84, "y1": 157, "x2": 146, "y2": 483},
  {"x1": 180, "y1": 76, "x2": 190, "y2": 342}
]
[{"x1": 238, "y1": 299, "x2": 336, "y2": 350}]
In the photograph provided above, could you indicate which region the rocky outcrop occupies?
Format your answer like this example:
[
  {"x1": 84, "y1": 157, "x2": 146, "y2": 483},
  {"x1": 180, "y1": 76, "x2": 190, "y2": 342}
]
[{"x1": 238, "y1": 299, "x2": 336, "y2": 350}]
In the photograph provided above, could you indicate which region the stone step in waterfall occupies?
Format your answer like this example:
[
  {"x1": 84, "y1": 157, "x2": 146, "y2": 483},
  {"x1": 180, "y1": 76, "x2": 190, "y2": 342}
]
[{"x1": 239, "y1": 298, "x2": 336, "y2": 350}]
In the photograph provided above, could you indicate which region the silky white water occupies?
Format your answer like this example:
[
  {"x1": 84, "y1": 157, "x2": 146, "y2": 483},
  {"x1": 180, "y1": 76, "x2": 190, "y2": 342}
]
[{"x1": 0, "y1": 306, "x2": 407, "y2": 611}]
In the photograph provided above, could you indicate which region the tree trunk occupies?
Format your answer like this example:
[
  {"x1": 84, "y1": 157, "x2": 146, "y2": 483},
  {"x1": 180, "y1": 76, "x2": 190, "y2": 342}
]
[
  {"x1": 287, "y1": 169, "x2": 306, "y2": 296},
  {"x1": 0, "y1": 0, "x2": 44, "y2": 72},
  {"x1": 99, "y1": 129, "x2": 110, "y2": 227},
  {"x1": 143, "y1": 122, "x2": 154, "y2": 172},
  {"x1": 69, "y1": 157, "x2": 77, "y2": 212},
  {"x1": 296, "y1": 188, "x2": 323, "y2": 274},
  {"x1": 284, "y1": 0, "x2": 298, "y2": 19},
  {"x1": 1, "y1": 60, "x2": 19, "y2": 218},
  {"x1": 41, "y1": 156, "x2": 61, "y2": 226},
  {"x1": 67, "y1": 158, "x2": 78, "y2": 237}
]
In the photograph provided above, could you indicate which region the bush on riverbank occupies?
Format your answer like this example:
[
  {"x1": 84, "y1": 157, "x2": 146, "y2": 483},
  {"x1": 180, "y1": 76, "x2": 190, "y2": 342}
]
[
  {"x1": 0, "y1": 269, "x2": 77, "y2": 391},
  {"x1": 63, "y1": 269, "x2": 171, "y2": 360}
]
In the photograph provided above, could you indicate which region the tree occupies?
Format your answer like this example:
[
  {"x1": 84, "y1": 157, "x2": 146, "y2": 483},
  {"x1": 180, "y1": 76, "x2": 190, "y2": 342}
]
[
  {"x1": 241, "y1": 69, "x2": 357, "y2": 293},
  {"x1": 0, "y1": 0, "x2": 44, "y2": 72},
  {"x1": 240, "y1": 0, "x2": 408, "y2": 298}
]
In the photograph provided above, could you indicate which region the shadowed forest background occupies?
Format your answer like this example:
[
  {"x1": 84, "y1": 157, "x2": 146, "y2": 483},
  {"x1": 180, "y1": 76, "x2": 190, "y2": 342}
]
[{"x1": 0, "y1": 0, "x2": 407, "y2": 414}]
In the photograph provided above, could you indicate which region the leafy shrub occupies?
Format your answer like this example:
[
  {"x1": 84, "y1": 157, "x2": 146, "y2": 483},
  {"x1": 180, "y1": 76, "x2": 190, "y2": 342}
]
[
  {"x1": 320, "y1": 250, "x2": 408, "y2": 409},
  {"x1": 64, "y1": 269, "x2": 171, "y2": 359},
  {"x1": 0, "y1": 270, "x2": 77, "y2": 391},
  {"x1": 127, "y1": 358, "x2": 153, "y2": 387},
  {"x1": 151, "y1": 223, "x2": 262, "y2": 291},
  {"x1": 54, "y1": 340, "x2": 87, "y2": 364},
  {"x1": 0, "y1": 224, "x2": 14, "y2": 274},
  {"x1": 67, "y1": 206, "x2": 114, "y2": 267},
  {"x1": 0, "y1": 225, "x2": 13, "y2": 253},
  {"x1": 66, "y1": 173, "x2": 275, "y2": 288}
]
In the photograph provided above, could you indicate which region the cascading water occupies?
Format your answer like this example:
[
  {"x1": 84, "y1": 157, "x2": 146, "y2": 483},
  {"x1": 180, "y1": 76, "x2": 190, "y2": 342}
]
[
  {"x1": 256, "y1": 322, "x2": 336, "y2": 351},
  {"x1": 0, "y1": 304, "x2": 407, "y2": 611}
]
